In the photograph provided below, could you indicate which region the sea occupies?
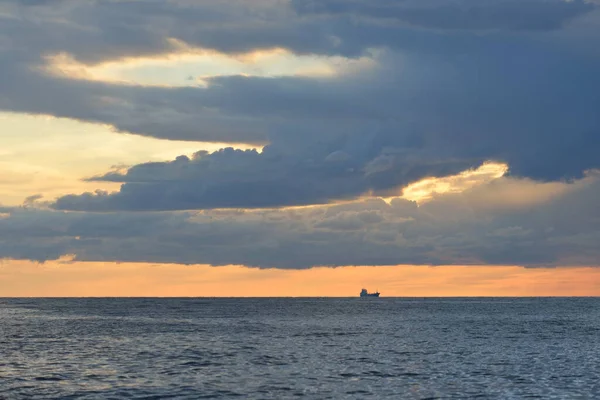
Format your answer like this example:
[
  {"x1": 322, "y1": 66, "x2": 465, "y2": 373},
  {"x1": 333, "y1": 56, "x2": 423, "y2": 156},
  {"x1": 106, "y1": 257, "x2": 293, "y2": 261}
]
[{"x1": 0, "y1": 298, "x2": 599, "y2": 399}]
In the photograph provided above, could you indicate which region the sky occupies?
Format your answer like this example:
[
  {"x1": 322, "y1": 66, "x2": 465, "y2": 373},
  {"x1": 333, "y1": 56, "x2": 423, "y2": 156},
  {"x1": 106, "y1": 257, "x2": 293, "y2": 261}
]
[{"x1": 1, "y1": 0, "x2": 600, "y2": 296}]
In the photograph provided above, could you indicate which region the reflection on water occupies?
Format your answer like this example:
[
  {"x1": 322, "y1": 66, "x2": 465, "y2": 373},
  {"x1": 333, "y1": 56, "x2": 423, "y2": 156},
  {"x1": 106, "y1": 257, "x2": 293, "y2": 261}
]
[{"x1": 1, "y1": 298, "x2": 599, "y2": 398}]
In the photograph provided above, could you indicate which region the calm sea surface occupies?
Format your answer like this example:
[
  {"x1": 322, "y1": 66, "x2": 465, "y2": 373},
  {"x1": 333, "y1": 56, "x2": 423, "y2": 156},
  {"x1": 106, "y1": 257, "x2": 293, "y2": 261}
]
[{"x1": 1, "y1": 298, "x2": 599, "y2": 399}]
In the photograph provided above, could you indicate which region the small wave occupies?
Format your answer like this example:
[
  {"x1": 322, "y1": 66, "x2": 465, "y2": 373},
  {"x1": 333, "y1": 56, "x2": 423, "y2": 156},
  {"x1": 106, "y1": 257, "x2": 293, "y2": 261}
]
[{"x1": 33, "y1": 376, "x2": 65, "y2": 382}]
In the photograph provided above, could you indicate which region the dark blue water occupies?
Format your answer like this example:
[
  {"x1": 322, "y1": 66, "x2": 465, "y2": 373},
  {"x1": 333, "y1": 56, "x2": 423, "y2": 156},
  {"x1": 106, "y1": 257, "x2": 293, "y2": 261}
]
[{"x1": 1, "y1": 298, "x2": 599, "y2": 399}]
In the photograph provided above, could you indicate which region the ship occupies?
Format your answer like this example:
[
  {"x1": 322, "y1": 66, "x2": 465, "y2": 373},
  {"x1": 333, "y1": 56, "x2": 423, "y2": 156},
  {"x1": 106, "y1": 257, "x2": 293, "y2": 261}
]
[{"x1": 360, "y1": 288, "x2": 380, "y2": 297}]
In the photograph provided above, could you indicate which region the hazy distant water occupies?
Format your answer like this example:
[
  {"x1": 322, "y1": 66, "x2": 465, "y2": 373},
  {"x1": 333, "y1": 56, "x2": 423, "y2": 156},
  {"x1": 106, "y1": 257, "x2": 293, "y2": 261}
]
[{"x1": 1, "y1": 298, "x2": 599, "y2": 399}]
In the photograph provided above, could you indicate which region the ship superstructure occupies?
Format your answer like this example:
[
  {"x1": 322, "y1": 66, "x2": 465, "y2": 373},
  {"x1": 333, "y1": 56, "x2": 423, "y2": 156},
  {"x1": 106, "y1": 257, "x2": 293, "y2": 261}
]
[{"x1": 360, "y1": 288, "x2": 380, "y2": 297}]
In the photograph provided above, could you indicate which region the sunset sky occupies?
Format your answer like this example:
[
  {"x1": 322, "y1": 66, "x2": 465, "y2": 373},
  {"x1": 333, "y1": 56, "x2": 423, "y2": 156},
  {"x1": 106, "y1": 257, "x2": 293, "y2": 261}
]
[{"x1": 1, "y1": 0, "x2": 600, "y2": 296}]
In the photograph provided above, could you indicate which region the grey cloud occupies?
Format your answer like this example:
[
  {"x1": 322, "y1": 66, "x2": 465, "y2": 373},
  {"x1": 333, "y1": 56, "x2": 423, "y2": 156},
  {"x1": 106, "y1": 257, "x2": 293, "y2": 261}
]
[
  {"x1": 53, "y1": 146, "x2": 475, "y2": 211},
  {"x1": 292, "y1": 0, "x2": 594, "y2": 31},
  {"x1": 0, "y1": 0, "x2": 337, "y2": 63},
  {"x1": 324, "y1": 150, "x2": 351, "y2": 163},
  {"x1": 2, "y1": 0, "x2": 593, "y2": 68},
  {"x1": 364, "y1": 154, "x2": 395, "y2": 175},
  {"x1": 3, "y1": 173, "x2": 600, "y2": 268},
  {"x1": 315, "y1": 210, "x2": 385, "y2": 230},
  {"x1": 0, "y1": 63, "x2": 271, "y2": 143},
  {"x1": 39, "y1": 35, "x2": 600, "y2": 210},
  {"x1": 23, "y1": 194, "x2": 43, "y2": 206},
  {"x1": 1, "y1": 0, "x2": 600, "y2": 211},
  {"x1": 6, "y1": 30, "x2": 599, "y2": 182}
]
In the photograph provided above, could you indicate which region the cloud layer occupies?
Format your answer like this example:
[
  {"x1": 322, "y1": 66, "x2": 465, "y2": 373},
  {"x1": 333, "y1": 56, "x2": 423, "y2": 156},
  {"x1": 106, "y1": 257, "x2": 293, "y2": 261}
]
[
  {"x1": 1, "y1": 0, "x2": 600, "y2": 267},
  {"x1": 53, "y1": 146, "x2": 477, "y2": 211},
  {"x1": 3, "y1": 173, "x2": 600, "y2": 268},
  {"x1": 300, "y1": 0, "x2": 596, "y2": 29}
]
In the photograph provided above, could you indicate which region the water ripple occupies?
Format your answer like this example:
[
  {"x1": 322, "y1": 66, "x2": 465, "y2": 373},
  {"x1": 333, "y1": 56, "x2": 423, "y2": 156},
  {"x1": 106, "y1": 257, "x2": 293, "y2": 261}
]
[{"x1": 1, "y1": 298, "x2": 599, "y2": 399}]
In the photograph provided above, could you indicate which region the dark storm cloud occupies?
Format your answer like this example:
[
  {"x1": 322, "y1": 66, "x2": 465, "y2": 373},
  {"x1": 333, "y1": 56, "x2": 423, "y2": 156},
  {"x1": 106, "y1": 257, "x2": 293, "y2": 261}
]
[
  {"x1": 1, "y1": 0, "x2": 600, "y2": 211},
  {"x1": 51, "y1": 40, "x2": 600, "y2": 210},
  {"x1": 3, "y1": 173, "x2": 600, "y2": 268}
]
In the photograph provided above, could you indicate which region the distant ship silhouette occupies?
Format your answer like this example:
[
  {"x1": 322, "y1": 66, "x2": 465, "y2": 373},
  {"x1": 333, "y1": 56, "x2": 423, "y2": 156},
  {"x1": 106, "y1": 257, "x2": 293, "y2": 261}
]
[{"x1": 360, "y1": 288, "x2": 380, "y2": 297}]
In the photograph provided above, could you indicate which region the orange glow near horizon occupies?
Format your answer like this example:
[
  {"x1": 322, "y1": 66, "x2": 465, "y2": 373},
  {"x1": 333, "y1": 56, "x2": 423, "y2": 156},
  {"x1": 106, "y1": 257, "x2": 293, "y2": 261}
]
[{"x1": 1, "y1": 260, "x2": 599, "y2": 297}]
